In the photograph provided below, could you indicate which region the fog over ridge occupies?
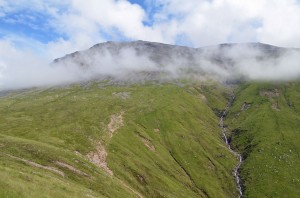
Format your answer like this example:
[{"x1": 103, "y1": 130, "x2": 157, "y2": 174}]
[{"x1": 1, "y1": 41, "x2": 300, "y2": 91}]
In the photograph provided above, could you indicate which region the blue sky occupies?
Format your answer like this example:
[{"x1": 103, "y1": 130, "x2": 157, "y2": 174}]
[
  {"x1": 1, "y1": 0, "x2": 300, "y2": 60},
  {"x1": 0, "y1": 0, "x2": 157, "y2": 45},
  {"x1": 1, "y1": 0, "x2": 300, "y2": 90},
  {"x1": 0, "y1": 11, "x2": 63, "y2": 43},
  {"x1": 128, "y1": 0, "x2": 148, "y2": 9},
  {"x1": 0, "y1": 0, "x2": 150, "y2": 43}
]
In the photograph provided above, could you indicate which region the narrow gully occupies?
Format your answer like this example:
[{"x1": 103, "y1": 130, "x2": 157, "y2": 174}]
[{"x1": 219, "y1": 94, "x2": 243, "y2": 198}]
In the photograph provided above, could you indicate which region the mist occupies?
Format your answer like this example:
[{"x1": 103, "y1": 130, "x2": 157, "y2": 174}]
[
  {"x1": 1, "y1": 41, "x2": 300, "y2": 91},
  {"x1": 0, "y1": 50, "x2": 83, "y2": 91}
]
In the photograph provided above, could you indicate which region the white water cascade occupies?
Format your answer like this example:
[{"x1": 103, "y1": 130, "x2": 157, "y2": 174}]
[{"x1": 219, "y1": 94, "x2": 243, "y2": 198}]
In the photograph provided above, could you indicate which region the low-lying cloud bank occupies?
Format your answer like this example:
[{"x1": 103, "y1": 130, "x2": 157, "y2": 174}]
[
  {"x1": 0, "y1": 40, "x2": 82, "y2": 90},
  {"x1": 1, "y1": 41, "x2": 300, "y2": 91}
]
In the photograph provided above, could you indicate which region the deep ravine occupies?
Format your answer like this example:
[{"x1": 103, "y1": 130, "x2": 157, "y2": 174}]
[{"x1": 219, "y1": 94, "x2": 243, "y2": 198}]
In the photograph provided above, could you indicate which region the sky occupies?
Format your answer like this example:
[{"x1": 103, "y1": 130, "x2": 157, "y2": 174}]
[
  {"x1": 1, "y1": 0, "x2": 300, "y2": 61},
  {"x1": 1, "y1": 0, "x2": 300, "y2": 90}
]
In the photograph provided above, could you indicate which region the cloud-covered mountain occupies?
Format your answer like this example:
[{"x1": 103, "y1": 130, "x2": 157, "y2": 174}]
[
  {"x1": 1, "y1": 41, "x2": 300, "y2": 91},
  {"x1": 53, "y1": 40, "x2": 300, "y2": 82}
]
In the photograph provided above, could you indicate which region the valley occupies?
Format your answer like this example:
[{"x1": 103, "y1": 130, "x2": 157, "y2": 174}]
[{"x1": 1, "y1": 80, "x2": 299, "y2": 197}]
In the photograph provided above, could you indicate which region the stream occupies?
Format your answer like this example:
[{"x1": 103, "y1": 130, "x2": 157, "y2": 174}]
[{"x1": 219, "y1": 94, "x2": 243, "y2": 198}]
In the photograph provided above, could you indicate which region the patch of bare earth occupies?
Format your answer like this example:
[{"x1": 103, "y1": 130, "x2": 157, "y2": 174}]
[
  {"x1": 141, "y1": 137, "x2": 155, "y2": 152},
  {"x1": 260, "y1": 89, "x2": 280, "y2": 98},
  {"x1": 271, "y1": 103, "x2": 280, "y2": 111},
  {"x1": 87, "y1": 111, "x2": 125, "y2": 176},
  {"x1": 85, "y1": 194, "x2": 97, "y2": 198},
  {"x1": 86, "y1": 143, "x2": 144, "y2": 197},
  {"x1": 260, "y1": 89, "x2": 280, "y2": 111},
  {"x1": 55, "y1": 161, "x2": 90, "y2": 177},
  {"x1": 241, "y1": 102, "x2": 252, "y2": 111},
  {"x1": 154, "y1": 128, "x2": 160, "y2": 133},
  {"x1": 108, "y1": 111, "x2": 125, "y2": 137},
  {"x1": 6, "y1": 154, "x2": 64, "y2": 177},
  {"x1": 113, "y1": 92, "x2": 131, "y2": 100},
  {"x1": 87, "y1": 111, "x2": 144, "y2": 197},
  {"x1": 199, "y1": 94, "x2": 207, "y2": 102},
  {"x1": 87, "y1": 143, "x2": 113, "y2": 176}
]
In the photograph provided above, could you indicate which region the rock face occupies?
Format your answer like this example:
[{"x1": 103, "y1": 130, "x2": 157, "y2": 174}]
[{"x1": 52, "y1": 41, "x2": 300, "y2": 81}]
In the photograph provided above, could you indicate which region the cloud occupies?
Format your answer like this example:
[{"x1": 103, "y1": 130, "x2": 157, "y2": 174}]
[
  {"x1": 1, "y1": 39, "x2": 300, "y2": 91},
  {"x1": 51, "y1": 42, "x2": 300, "y2": 83},
  {"x1": 0, "y1": 38, "x2": 87, "y2": 90},
  {"x1": 2, "y1": 0, "x2": 300, "y2": 55},
  {"x1": 237, "y1": 50, "x2": 300, "y2": 80},
  {"x1": 1, "y1": 1, "x2": 300, "y2": 90},
  {"x1": 151, "y1": 0, "x2": 300, "y2": 47}
]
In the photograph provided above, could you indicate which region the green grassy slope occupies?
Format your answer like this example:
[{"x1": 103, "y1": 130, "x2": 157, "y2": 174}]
[
  {"x1": 227, "y1": 82, "x2": 300, "y2": 197},
  {"x1": 0, "y1": 82, "x2": 237, "y2": 197}
]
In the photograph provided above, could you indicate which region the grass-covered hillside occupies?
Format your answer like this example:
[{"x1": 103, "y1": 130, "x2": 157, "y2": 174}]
[
  {"x1": 0, "y1": 82, "x2": 238, "y2": 198},
  {"x1": 227, "y1": 82, "x2": 300, "y2": 197}
]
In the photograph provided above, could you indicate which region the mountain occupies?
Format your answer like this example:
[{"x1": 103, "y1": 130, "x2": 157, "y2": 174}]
[
  {"x1": 53, "y1": 40, "x2": 197, "y2": 65},
  {"x1": 1, "y1": 41, "x2": 300, "y2": 197},
  {"x1": 53, "y1": 41, "x2": 290, "y2": 65},
  {"x1": 52, "y1": 41, "x2": 300, "y2": 83}
]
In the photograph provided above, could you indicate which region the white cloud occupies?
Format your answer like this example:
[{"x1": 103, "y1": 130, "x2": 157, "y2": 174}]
[
  {"x1": 0, "y1": 38, "x2": 89, "y2": 90},
  {"x1": 152, "y1": 0, "x2": 300, "y2": 47},
  {"x1": 59, "y1": 0, "x2": 166, "y2": 44},
  {"x1": 2, "y1": 0, "x2": 300, "y2": 54},
  {"x1": 1, "y1": 0, "x2": 300, "y2": 90}
]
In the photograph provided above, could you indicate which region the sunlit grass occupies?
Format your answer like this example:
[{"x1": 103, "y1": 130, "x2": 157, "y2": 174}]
[{"x1": 0, "y1": 82, "x2": 237, "y2": 197}]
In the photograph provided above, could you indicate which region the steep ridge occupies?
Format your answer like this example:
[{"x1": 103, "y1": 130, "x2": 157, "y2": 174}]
[
  {"x1": 0, "y1": 82, "x2": 238, "y2": 197},
  {"x1": 1, "y1": 79, "x2": 300, "y2": 197},
  {"x1": 226, "y1": 82, "x2": 300, "y2": 197}
]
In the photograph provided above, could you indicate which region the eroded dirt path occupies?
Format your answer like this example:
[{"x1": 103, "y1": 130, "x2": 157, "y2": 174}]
[
  {"x1": 87, "y1": 142, "x2": 113, "y2": 176},
  {"x1": 6, "y1": 154, "x2": 65, "y2": 177},
  {"x1": 108, "y1": 111, "x2": 125, "y2": 138},
  {"x1": 55, "y1": 161, "x2": 90, "y2": 177},
  {"x1": 87, "y1": 111, "x2": 125, "y2": 176},
  {"x1": 86, "y1": 111, "x2": 144, "y2": 197}
]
